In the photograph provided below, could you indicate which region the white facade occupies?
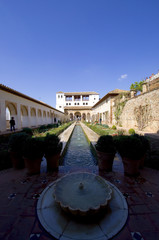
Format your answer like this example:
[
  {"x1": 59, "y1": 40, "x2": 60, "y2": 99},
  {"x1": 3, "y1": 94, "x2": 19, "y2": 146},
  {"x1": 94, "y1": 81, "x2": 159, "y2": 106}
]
[
  {"x1": 56, "y1": 91, "x2": 99, "y2": 112},
  {"x1": 92, "y1": 89, "x2": 129, "y2": 124},
  {"x1": 0, "y1": 85, "x2": 68, "y2": 132}
]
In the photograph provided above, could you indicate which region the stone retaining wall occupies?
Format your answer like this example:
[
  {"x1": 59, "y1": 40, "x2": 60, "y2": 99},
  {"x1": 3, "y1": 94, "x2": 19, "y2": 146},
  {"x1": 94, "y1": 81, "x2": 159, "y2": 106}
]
[{"x1": 118, "y1": 89, "x2": 159, "y2": 133}]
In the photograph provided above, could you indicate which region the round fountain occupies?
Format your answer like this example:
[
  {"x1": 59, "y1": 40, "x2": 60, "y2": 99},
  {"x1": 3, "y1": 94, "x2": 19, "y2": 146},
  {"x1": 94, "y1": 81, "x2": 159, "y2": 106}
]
[
  {"x1": 53, "y1": 173, "x2": 112, "y2": 217},
  {"x1": 37, "y1": 172, "x2": 128, "y2": 240}
]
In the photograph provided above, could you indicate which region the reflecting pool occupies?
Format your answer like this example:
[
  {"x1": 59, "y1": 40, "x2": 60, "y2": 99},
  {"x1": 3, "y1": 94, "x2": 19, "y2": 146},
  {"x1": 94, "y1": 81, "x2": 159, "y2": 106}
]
[{"x1": 62, "y1": 124, "x2": 97, "y2": 166}]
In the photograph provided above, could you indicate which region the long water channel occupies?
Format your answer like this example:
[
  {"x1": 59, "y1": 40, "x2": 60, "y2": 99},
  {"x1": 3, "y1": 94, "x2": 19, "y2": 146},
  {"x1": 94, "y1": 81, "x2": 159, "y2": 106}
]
[{"x1": 62, "y1": 124, "x2": 97, "y2": 166}]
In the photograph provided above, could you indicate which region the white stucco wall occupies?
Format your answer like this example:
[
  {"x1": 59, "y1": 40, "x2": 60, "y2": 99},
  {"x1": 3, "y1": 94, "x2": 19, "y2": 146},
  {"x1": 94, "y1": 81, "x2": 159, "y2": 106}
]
[
  {"x1": 56, "y1": 92, "x2": 99, "y2": 112},
  {"x1": 0, "y1": 89, "x2": 66, "y2": 132}
]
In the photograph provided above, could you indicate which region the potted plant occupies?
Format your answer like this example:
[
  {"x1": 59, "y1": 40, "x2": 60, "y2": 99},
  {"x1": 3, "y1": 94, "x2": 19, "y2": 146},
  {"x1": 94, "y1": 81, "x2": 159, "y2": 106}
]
[
  {"x1": 133, "y1": 134, "x2": 150, "y2": 169},
  {"x1": 23, "y1": 137, "x2": 44, "y2": 175},
  {"x1": 44, "y1": 134, "x2": 63, "y2": 171},
  {"x1": 95, "y1": 135, "x2": 116, "y2": 171},
  {"x1": 8, "y1": 132, "x2": 29, "y2": 169},
  {"x1": 115, "y1": 135, "x2": 144, "y2": 176}
]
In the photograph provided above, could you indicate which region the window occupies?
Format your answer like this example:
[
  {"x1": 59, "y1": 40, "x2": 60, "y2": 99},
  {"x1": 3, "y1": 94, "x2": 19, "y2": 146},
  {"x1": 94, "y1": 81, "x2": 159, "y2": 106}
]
[
  {"x1": 58, "y1": 95, "x2": 60, "y2": 98},
  {"x1": 66, "y1": 96, "x2": 72, "y2": 101},
  {"x1": 59, "y1": 106, "x2": 61, "y2": 108},
  {"x1": 83, "y1": 103, "x2": 85, "y2": 105},
  {"x1": 66, "y1": 103, "x2": 68, "y2": 105},
  {"x1": 94, "y1": 98, "x2": 96, "y2": 100},
  {"x1": 74, "y1": 103, "x2": 76, "y2": 105},
  {"x1": 74, "y1": 95, "x2": 81, "y2": 101},
  {"x1": 61, "y1": 95, "x2": 63, "y2": 98},
  {"x1": 69, "y1": 103, "x2": 71, "y2": 105},
  {"x1": 86, "y1": 103, "x2": 88, "y2": 105},
  {"x1": 77, "y1": 103, "x2": 79, "y2": 105},
  {"x1": 82, "y1": 95, "x2": 89, "y2": 101}
]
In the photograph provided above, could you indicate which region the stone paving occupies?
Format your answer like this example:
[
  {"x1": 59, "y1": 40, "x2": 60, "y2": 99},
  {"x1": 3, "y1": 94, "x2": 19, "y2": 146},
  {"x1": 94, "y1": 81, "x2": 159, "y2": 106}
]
[{"x1": 0, "y1": 124, "x2": 159, "y2": 240}]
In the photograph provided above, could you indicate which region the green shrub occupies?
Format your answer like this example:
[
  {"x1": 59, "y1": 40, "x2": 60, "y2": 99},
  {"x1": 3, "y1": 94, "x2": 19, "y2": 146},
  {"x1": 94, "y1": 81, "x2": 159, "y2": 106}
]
[
  {"x1": 95, "y1": 135, "x2": 116, "y2": 153},
  {"x1": 38, "y1": 125, "x2": 48, "y2": 133},
  {"x1": 44, "y1": 134, "x2": 62, "y2": 156},
  {"x1": 23, "y1": 137, "x2": 44, "y2": 160},
  {"x1": 21, "y1": 128, "x2": 33, "y2": 136},
  {"x1": 128, "y1": 128, "x2": 135, "y2": 135},
  {"x1": 8, "y1": 132, "x2": 29, "y2": 155},
  {"x1": 102, "y1": 124, "x2": 109, "y2": 129},
  {"x1": 112, "y1": 125, "x2": 117, "y2": 130},
  {"x1": 117, "y1": 129, "x2": 125, "y2": 135},
  {"x1": 114, "y1": 135, "x2": 144, "y2": 159},
  {"x1": 0, "y1": 150, "x2": 12, "y2": 170},
  {"x1": 47, "y1": 124, "x2": 58, "y2": 129}
]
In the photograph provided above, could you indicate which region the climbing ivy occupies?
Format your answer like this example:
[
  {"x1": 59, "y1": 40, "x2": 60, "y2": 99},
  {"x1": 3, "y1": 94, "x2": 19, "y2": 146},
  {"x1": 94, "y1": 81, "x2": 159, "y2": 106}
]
[
  {"x1": 134, "y1": 104, "x2": 152, "y2": 130},
  {"x1": 114, "y1": 101, "x2": 127, "y2": 124}
]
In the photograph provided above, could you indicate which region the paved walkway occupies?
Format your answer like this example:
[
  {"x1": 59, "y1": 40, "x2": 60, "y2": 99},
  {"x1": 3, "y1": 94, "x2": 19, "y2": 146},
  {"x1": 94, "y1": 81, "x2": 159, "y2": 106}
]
[{"x1": 0, "y1": 123, "x2": 159, "y2": 240}]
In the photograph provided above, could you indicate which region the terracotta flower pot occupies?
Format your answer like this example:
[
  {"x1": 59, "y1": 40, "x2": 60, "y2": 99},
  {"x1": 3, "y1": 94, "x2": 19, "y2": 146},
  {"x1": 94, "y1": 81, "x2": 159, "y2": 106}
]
[
  {"x1": 9, "y1": 151, "x2": 25, "y2": 169},
  {"x1": 96, "y1": 150, "x2": 115, "y2": 171},
  {"x1": 24, "y1": 157, "x2": 42, "y2": 175},
  {"x1": 45, "y1": 153, "x2": 60, "y2": 172},
  {"x1": 122, "y1": 157, "x2": 140, "y2": 176},
  {"x1": 139, "y1": 154, "x2": 146, "y2": 169}
]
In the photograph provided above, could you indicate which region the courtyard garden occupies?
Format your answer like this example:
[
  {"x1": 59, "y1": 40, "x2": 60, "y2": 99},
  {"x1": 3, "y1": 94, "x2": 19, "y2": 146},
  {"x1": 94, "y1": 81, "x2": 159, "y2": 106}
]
[
  {"x1": 0, "y1": 122, "x2": 72, "y2": 171},
  {"x1": 84, "y1": 122, "x2": 159, "y2": 171}
]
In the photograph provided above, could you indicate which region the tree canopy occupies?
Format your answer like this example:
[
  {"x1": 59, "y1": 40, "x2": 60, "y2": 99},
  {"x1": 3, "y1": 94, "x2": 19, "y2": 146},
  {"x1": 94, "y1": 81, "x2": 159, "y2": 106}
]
[{"x1": 130, "y1": 80, "x2": 144, "y2": 92}]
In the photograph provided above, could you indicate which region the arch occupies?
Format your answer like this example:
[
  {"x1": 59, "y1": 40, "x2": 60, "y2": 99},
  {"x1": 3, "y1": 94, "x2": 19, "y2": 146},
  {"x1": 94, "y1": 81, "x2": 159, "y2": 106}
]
[
  {"x1": 5, "y1": 102, "x2": 17, "y2": 129},
  {"x1": 38, "y1": 109, "x2": 42, "y2": 117},
  {"x1": 92, "y1": 114, "x2": 95, "y2": 122},
  {"x1": 30, "y1": 107, "x2": 36, "y2": 117},
  {"x1": 21, "y1": 105, "x2": 28, "y2": 116},
  {"x1": 6, "y1": 107, "x2": 10, "y2": 121},
  {"x1": 69, "y1": 113, "x2": 73, "y2": 121},
  {"x1": 21, "y1": 105, "x2": 29, "y2": 128},
  {"x1": 87, "y1": 113, "x2": 91, "y2": 122},
  {"x1": 74, "y1": 112, "x2": 81, "y2": 120},
  {"x1": 6, "y1": 102, "x2": 17, "y2": 115},
  {"x1": 82, "y1": 113, "x2": 86, "y2": 121},
  {"x1": 43, "y1": 110, "x2": 46, "y2": 118}
]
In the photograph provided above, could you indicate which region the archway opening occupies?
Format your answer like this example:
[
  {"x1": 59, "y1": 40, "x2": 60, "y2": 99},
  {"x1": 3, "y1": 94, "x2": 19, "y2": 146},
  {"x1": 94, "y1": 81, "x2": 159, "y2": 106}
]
[
  {"x1": 69, "y1": 113, "x2": 73, "y2": 121},
  {"x1": 21, "y1": 105, "x2": 28, "y2": 128},
  {"x1": 6, "y1": 107, "x2": 11, "y2": 129},
  {"x1": 74, "y1": 112, "x2": 81, "y2": 121},
  {"x1": 6, "y1": 102, "x2": 17, "y2": 130},
  {"x1": 82, "y1": 113, "x2": 86, "y2": 121}
]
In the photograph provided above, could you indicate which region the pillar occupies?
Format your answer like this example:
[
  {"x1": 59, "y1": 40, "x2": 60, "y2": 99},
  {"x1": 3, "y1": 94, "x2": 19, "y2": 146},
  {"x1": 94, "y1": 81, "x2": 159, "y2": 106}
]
[
  {"x1": 130, "y1": 90, "x2": 136, "y2": 98},
  {"x1": 0, "y1": 100, "x2": 6, "y2": 132},
  {"x1": 16, "y1": 103, "x2": 21, "y2": 129},
  {"x1": 142, "y1": 82, "x2": 147, "y2": 93}
]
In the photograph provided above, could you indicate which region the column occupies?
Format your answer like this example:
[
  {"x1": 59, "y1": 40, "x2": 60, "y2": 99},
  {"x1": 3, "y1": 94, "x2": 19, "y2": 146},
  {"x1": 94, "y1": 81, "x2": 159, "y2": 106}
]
[
  {"x1": 17, "y1": 103, "x2": 21, "y2": 129},
  {"x1": 142, "y1": 82, "x2": 147, "y2": 93},
  {"x1": 130, "y1": 90, "x2": 136, "y2": 98},
  {"x1": 0, "y1": 100, "x2": 6, "y2": 132},
  {"x1": 28, "y1": 106, "x2": 31, "y2": 127}
]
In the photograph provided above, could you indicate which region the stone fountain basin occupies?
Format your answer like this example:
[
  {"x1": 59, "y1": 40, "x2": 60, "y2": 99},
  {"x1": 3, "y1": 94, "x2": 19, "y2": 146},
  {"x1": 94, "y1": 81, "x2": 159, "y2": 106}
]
[
  {"x1": 37, "y1": 173, "x2": 128, "y2": 240},
  {"x1": 53, "y1": 172, "x2": 112, "y2": 217}
]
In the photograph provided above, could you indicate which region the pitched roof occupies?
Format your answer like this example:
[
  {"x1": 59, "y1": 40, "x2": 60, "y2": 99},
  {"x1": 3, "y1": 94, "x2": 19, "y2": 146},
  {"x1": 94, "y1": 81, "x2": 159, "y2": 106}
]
[
  {"x1": 92, "y1": 89, "x2": 129, "y2": 108},
  {"x1": 0, "y1": 84, "x2": 64, "y2": 114},
  {"x1": 64, "y1": 106, "x2": 92, "y2": 110},
  {"x1": 64, "y1": 91, "x2": 99, "y2": 95}
]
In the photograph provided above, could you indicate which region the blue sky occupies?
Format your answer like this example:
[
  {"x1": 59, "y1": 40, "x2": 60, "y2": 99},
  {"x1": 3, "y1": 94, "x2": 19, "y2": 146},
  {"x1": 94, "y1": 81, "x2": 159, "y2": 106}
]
[{"x1": 0, "y1": 0, "x2": 159, "y2": 107}]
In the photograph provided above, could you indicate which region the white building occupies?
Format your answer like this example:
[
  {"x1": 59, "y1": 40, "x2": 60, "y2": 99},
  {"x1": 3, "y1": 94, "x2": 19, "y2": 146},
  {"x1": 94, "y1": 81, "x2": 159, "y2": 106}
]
[
  {"x1": 92, "y1": 89, "x2": 129, "y2": 125},
  {"x1": 0, "y1": 84, "x2": 67, "y2": 132},
  {"x1": 56, "y1": 91, "x2": 99, "y2": 121}
]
